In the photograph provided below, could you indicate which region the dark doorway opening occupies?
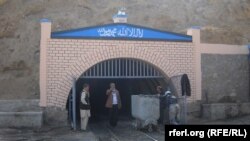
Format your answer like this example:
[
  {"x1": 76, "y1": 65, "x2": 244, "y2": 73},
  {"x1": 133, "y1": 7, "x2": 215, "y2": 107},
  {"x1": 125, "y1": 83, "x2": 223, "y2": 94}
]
[
  {"x1": 77, "y1": 78, "x2": 168, "y2": 122},
  {"x1": 66, "y1": 77, "x2": 168, "y2": 128},
  {"x1": 66, "y1": 58, "x2": 170, "y2": 129}
]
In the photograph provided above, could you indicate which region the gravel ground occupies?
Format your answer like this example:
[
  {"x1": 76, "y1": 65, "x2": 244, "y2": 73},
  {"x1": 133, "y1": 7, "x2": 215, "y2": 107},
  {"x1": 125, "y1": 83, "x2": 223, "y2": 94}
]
[
  {"x1": 0, "y1": 126, "x2": 97, "y2": 141},
  {"x1": 1, "y1": 115, "x2": 250, "y2": 141}
]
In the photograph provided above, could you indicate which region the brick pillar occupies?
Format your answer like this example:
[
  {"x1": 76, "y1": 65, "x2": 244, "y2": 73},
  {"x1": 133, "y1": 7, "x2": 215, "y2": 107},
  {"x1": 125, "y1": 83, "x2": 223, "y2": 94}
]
[
  {"x1": 39, "y1": 19, "x2": 51, "y2": 107},
  {"x1": 187, "y1": 27, "x2": 201, "y2": 100}
]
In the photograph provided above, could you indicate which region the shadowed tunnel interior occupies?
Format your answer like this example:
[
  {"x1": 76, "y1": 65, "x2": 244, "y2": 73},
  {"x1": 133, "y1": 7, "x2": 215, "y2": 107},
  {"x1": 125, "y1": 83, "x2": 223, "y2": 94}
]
[
  {"x1": 66, "y1": 58, "x2": 170, "y2": 128},
  {"x1": 67, "y1": 78, "x2": 168, "y2": 128},
  {"x1": 78, "y1": 78, "x2": 168, "y2": 121}
]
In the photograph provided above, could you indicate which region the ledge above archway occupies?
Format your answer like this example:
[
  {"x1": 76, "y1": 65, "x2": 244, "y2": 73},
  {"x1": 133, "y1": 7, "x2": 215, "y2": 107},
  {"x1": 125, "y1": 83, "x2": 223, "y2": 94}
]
[
  {"x1": 39, "y1": 20, "x2": 197, "y2": 108},
  {"x1": 51, "y1": 23, "x2": 192, "y2": 42}
]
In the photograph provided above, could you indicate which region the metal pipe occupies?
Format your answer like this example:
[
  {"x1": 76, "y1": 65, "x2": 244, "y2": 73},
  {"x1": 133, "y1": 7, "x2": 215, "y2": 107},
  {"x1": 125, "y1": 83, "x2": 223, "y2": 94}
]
[
  {"x1": 119, "y1": 59, "x2": 121, "y2": 76},
  {"x1": 143, "y1": 62, "x2": 145, "y2": 77},
  {"x1": 152, "y1": 67, "x2": 156, "y2": 76},
  {"x1": 104, "y1": 61, "x2": 107, "y2": 77},
  {"x1": 80, "y1": 58, "x2": 164, "y2": 79},
  {"x1": 132, "y1": 59, "x2": 135, "y2": 76},
  {"x1": 114, "y1": 59, "x2": 116, "y2": 76},
  {"x1": 87, "y1": 69, "x2": 90, "y2": 76},
  {"x1": 141, "y1": 62, "x2": 143, "y2": 76},
  {"x1": 68, "y1": 92, "x2": 72, "y2": 128},
  {"x1": 94, "y1": 67, "x2": 96, "y2": 76},
  {"x1": 126, "y1": 59, "x2": 128, "y2": 76},
  {"x1": 128, "y1": 59, "x2": 130, "y2": 76},
  {"x1": 108, "y1": 60, "x2": 110, "y2": 77},
  {"x1": 90, "y1": 67, "x2": 92, "y2": 76},
  {"x1": 97, "y1": 63, "x2": 99, "y2": 76},
  {"x1": 111, "y1": 59, "x2": 114, "y2": 77},
  {"x1": 147, "y1": 64, "x2": 149, "y2": 76},
  {"x1": 140, "y1": 132, "x2": 158, "y2": 141},
  {"x1": 72, "y1": 78, "x2": 76, "y2": 131},
  {"x1": 137, "y1": 60, "x2": 139, "y2": 76},
  {"x1": 100, "y1": 63, "x2": 103, "y2": 76},
  {"x1": 151, "y1": 66, "x2": 153, "y2": 76}
]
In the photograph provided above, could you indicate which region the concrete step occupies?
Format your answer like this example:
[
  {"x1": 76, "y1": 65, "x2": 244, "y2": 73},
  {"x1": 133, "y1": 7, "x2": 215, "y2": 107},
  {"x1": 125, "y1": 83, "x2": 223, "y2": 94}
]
[
  {"x1": 0, "y1": 99, "x2": 43, "y2": 128},
  {"x1": 0, "y1": 99, "x2": 41, "y2": 112},
  {"x1": 202, "y1": 102, "x2": 250, "y2": 120}
]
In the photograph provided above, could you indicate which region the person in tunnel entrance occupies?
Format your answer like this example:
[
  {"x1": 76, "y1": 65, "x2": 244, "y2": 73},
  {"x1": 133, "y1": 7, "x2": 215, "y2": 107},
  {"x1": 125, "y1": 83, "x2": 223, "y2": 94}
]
[
  {"x1": 165, "y1": 90, "x2": 180, "y2": 125},
  {"x1": 156, "y1": 85, "x2": 167, "y2": 125},
  {"x1": 80, "y1": 83, "x2": 91, "y2": 131},
  {"x1": 105, "y1": 83, "x2": 122, "y2": 127}
]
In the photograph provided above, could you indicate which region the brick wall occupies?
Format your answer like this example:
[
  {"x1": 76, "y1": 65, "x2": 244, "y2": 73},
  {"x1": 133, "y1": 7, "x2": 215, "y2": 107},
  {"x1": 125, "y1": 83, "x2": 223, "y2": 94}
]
[{"x1": 46, "y1": 39, "x2": 196, "y2": 108}]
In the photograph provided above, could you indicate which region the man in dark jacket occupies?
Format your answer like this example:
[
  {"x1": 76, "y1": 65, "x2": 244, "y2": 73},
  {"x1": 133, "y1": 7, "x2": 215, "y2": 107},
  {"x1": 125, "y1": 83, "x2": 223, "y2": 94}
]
[
  {"x1": 156, "y1": 86, "x2": 166, "y2": 124},
  {"x1": 80, "y1": 83, "x2": 91, "y2": 131},
  {"x1": 105, "y1": 83, "x2": 122, "y2": 127}
]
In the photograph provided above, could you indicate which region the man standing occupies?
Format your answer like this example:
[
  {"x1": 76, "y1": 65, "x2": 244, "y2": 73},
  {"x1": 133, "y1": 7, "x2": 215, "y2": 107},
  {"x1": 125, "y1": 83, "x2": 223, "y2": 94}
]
[
  {"x1": 156, "y1": 86, "x2": 166, "y2": 124},
  {"x1": 105, "y1": 83, "x2": 122, "y2": 127},
  {"x1": 80, "y1": 83, "x2": 91, "y2": 131},
  {"x1": 165, "y1": 90, "x2": 180, "y2": 125}
]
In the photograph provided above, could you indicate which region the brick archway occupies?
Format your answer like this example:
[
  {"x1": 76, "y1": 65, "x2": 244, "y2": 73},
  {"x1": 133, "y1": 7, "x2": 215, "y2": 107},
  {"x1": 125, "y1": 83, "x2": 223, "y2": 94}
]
[
  {"x1": 53, "y1": 46, "x2": 181, "y2": 108},
  {"x1": 40, "y1": 20, "x2": 250, "y2": 113},
  {"x1": 42, "y1": 39, "x2": 196, "y2": 108},
  {"x1": 39, "y1": 20, "x2": 201, "y2": 108}
]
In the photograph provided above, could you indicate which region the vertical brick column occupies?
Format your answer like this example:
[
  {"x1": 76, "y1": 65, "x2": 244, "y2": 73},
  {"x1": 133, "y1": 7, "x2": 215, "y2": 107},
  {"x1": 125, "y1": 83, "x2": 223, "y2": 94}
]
[
  {"x1": 187, "y1": 27, "x2": 201, "y2": 100},
  {"x1": 39, "y1": 19, "x2": 51, "y2": 107}
]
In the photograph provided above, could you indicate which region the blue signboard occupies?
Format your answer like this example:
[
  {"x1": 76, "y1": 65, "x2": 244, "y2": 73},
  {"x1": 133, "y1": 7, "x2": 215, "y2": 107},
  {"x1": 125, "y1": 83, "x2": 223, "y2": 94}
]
[{"x1": 51, "y1": 23, "x2": 192, "y2": 42}]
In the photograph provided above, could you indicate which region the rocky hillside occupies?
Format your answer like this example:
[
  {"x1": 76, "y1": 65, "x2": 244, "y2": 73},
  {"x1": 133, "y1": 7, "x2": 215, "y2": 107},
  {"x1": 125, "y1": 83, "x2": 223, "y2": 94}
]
[{"x1": 0, "y1": 0, "x2": 249, "y2": 99}]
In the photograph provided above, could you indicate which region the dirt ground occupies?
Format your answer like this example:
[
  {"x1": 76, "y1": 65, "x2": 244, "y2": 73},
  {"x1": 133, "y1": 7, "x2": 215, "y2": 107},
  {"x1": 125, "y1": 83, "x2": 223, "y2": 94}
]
[
  {"x1": 0, "y1": 126, "x2": 98, "y2": 141},
  {"x1": 1, "y1": 115, "x2": 250, "y2": 141}
]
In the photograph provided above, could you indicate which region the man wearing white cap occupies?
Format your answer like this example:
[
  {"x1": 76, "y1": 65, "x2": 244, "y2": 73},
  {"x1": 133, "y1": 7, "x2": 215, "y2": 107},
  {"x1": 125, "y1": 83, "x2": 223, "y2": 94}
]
[{"x1": 165, "y1": 90, "x2": 180, "y2": 125}]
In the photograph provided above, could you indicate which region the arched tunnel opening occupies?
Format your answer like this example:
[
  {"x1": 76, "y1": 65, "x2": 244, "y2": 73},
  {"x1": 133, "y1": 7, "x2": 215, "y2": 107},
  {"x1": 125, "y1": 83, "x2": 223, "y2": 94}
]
[
  {"x1": 66, "y1": 58, "x2": 170, "y2": 128},
  {"x1": 67, "y1": 78, "x2": 169, "y2": 126},
  {"x1": 78, "y1": 78, "x2": 168, "y2": 121}
]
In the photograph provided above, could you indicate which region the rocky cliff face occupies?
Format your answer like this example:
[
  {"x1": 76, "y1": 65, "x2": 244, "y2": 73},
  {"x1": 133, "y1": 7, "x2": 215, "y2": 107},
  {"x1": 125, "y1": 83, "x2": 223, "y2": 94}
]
[{"x1": 0, "y1": 0, "x2": 249, "y2": 99}]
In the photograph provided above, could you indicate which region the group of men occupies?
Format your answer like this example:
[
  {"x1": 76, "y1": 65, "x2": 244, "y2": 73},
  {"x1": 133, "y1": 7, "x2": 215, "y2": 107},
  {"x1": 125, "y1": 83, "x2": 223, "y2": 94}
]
[
  {"x1": 78, "y1": 83, "x2": 180, "y2": 131},
  {"x1": 79, "y1": 83, "x2": 121, "y2": 131}
]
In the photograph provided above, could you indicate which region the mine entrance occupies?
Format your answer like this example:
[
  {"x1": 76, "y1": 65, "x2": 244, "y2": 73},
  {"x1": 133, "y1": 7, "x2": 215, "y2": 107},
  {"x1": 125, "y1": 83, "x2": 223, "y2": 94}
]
[{"x1": 67, "y1": 58, "x2": 169, "y2": 129}]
